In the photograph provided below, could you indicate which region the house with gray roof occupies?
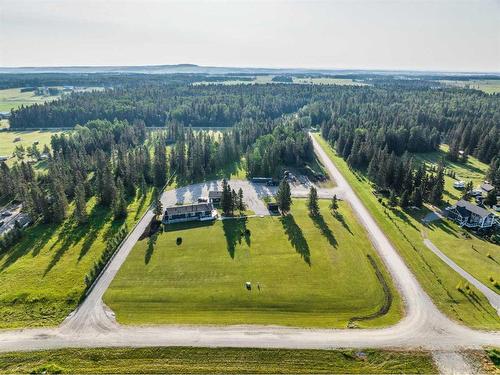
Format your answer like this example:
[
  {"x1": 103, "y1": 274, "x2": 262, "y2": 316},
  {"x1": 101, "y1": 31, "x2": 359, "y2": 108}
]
[
  {"x1": 162, "y1": 202, "x2": 217, "y2": 224},
  {"x1": 480, "y1": 183, "x2": 495, "y2": 194},
  {"x1": 446, "y1": 199, "x2": 497, "y2": 229}
]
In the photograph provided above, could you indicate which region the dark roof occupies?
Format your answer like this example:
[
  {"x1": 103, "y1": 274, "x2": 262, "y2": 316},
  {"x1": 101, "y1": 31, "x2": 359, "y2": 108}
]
[
  {"x1": 208, "y1": 190, "x2": 222, "y2": 198},
  {"x1": 15, "y1": 213, "x2": 31, "y2": 227},
  {"x1": 481, "y1": 183, "x2": 494, "y2": 192},
  {"x1": 165, "y1": 202, "x2": 213, "y2": 216},
  {"x1": 454, "y1": 200, "x2": 492, "y2": 218}
]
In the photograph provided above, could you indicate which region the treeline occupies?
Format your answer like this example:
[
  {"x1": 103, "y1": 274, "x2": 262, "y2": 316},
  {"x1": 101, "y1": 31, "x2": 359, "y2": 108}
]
[
  {"x1": 316, "y1": 87, "x2": 499, "y2": 164},
  {"x1": 9, "y1": 84, "x2": 323, "y2": 129},
  {"x1": 0, "y1": 119, "x2": 170, "y2": 231}
]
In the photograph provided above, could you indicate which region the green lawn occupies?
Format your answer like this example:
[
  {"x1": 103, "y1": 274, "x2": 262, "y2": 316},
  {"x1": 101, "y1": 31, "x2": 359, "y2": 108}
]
[
  {"x1": 104, "y1": 199, "x2": 402, "y2": 328},
  {"x1": 412, "y1": 144, "x2": 488, "y2": 203},
  {"x1": 0, "y1": 347, "x2": 436, "y2": 374},
  {"x1": 314, "y1": 134, "x2": 500, "y2": 329},
  {"x1": 0, "y1": 88, "x2": 60, "y2": 112},
  {"x1": 412, "y1": 145, "x2": 500, "y2": 293},
  {"x1": 0, "y1": 131, "x2": 63, "y2": 168},
  {"x1": 0, "y1": 190, "x2": 155, "y2": 329}
]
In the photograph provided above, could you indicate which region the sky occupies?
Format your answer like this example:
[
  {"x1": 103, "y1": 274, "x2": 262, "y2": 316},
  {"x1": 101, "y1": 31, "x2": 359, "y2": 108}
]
[{"x1": 0, "y1": 0, "x2": 499, "y2": 72}]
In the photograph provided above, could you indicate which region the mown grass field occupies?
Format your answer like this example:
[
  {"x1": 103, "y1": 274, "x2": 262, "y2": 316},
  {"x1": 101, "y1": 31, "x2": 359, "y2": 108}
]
[
  {"x1": 0, "y1": 131, "x2": 63, "y2": 169},
  {"x1": 292, "y1": 77, "x2": 366, "y2": 86},
  {"x1": 0, "y1": 347, "x2": 436, "y2": 374},
  {"x1": 0, "y1": 88, "x2": 60, "y2": 112},
  {"x1": 104, "y1": 199, "x2": 402, "y2": 328},
  {"x1": 0, "y1": 190, "x2": 155, "y2": 329},
  {"x1": 314, "y1": 134, "x2": 500, "y2": 329}
]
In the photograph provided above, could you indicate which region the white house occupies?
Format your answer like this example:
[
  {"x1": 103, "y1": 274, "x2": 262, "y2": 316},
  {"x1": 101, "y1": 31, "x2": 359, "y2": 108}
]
[
  {"x1": 162, "y1": 202, "x2": 217, "y2": 224},
  {"x1": 446, "y1": 200, "x2": 497, "y2": 229}
]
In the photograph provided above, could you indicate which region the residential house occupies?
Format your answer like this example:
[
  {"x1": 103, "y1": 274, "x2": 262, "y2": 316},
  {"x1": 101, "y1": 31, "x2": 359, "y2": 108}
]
[
  {"x1": 208, "y1": 190, "x2": 222, "y2": 204},
  {"x1": 480, "y1": 183, "x2": 495, "y2": 195},
  {"x1": 162, "y1": 202, "x2": 216, "y2": 224},
  {"x1": 446, "y1": 199, "x2": 498, "y2": 229}
]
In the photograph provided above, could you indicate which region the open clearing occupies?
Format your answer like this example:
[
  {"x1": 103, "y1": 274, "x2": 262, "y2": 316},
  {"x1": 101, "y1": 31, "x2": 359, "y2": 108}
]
[
  {"x1": 104, "y1": 199, "x2": 402, "y2": 328},
  {"x1": 314, "y1": 134, "x2": 500, "y2": 329},
  {"x1": 440, "y1": 79, "x2": 500, "y2": 94},
  {"x1": 0, "y1": 130, "x2": 63, "y2": 168},
  {"x1": 0, "y1": 190, "x2": 154, "y2": 329},
  {"x1": 0, "y1": 347, "x2": 436, "y2": 374},
  {"x1": 0, "y1": 88, "x2": 60, "y2": 112}
]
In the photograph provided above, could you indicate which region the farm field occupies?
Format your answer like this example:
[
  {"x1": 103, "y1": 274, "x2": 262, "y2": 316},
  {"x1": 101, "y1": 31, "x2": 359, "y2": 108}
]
[
  {"x1": 0, "y1": 88, "x2": 60, "y2": 112},
  {"x1": 314, "y1": 134, "x2": 500, "y2": 329},
  {"x1": 0, "y1": 347, "x2": 436, "y2": 374},
  {"x1": 292, "y1": 77, "x2": 366, "y2": 85},
  {"x1": 0, "y1": 189, "x2": 155, "y2": 329},
  {"x1": 104, "y1": 199, "x2": 402, "y2": 328},
  {"x1": 440, "y1": 79, "x2": 500, "y2": 94},
  {"x1": 0, "y1": 130, "x2": 63, "y2": 168}
]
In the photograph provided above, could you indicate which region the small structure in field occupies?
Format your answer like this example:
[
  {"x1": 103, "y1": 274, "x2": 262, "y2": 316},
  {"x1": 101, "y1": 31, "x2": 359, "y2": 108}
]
[
  {"x1": 162, "y1": 202, "x2": 217, "y2": 224},
  {"x1": 245, "y1": 282, "x2": 252, "y2": 290},
  {"x1": 13, "y1": 137, "x2": 21, "y2": 142},
  {"x1": 453, "y1": 181, "x2": 465, "y2": 189}
]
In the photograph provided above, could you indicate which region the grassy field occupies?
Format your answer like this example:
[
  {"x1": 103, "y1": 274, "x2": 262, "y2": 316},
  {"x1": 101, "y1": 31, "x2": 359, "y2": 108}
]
[
  {"x1": 292, "y1": 77, "x2": 366, "y2": 86},
  {"x1": 0, "y1": 120, "x2": 8, "y2": 129},
  {"x1": 0, "y1": 190, "x2": 155, "y2": 329},
  {"x1": 440, "y1": 79, "x2": 500, "y2": 94},
  {"x1": 0, "y1": 130, "x2": 63, "y2": 168},
  {"x1": 0, "y1": 347, "x2": 436, "y2": 374},
  {"x1": 412, "y1": 145, "x2": 500, "y2": 293},
  {"x1": 0, "y1": 88, "x2": 60, "y2": 112},
  {"x1": 314, "y1": 134, "x2": 500, "y2": 329},
  {"x1": 104, "y1": 199, "x2": 402, "y2": 328},
  {"x1": 412, "y1": 144, "x2": 488, "y2": 203}
]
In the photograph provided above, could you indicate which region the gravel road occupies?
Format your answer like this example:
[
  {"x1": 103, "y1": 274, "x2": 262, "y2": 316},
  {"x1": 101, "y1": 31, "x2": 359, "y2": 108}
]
[{"x1": 0, "y1": 134, "x2": 498, "y2": 375}]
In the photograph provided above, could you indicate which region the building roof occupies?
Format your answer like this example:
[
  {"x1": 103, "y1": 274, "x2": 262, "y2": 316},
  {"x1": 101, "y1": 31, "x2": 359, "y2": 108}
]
[
  {"x1": 480, "y1": 183, "x2": 494, "y2": 192},
  {"x1": 453, "y1": 200, "x2": 492, "y2": 219},
  {"x1": 208, "y1": 190, "x2": 222, "y2": 198},
  {"x1": 164, "y1": 202, "x2": 213, "y2": 216}
]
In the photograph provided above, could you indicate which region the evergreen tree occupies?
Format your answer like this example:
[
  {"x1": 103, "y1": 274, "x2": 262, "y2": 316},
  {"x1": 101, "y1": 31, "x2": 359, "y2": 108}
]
[
  {"x1": 50, "y1": 180, "x2": 68, "y2": 223},
  {"x1": 74, "y1": 182, "x2": 88, "y2": 224},
  {"x1": 484, "y1": 189, "x2": 497, "y2": 207},
  {"x1": 307, "y1": 186, "x2": 319, "y2": 216},
  {"x1": 329, "y1": 194, "x2": 339, "y2": 212},
  {"x1": 153, "y1": 141, "x2": 167, "y2": 187},
  {"x1": 400, "y1": 190, "x2": 410, "y2": 208},
  {"x1": 113, "y1": 178, "x2": 127, "y2": 220},
  {"x1": 411, "y1": 187, "x2": 423, "y2": 208},
  {"x1": 276, "y1": 179, "x2": 292, "y2": 214},
  {"x1": 389, "y1": 190, "x2": 398, "y2": 207},
  {"x1": 231, "y1": 189, "x2": 238, "y2": 215},
  {"x1": 220, "y1": 179, "x2": 232, "y2": 216},
  {"x1": 237, "y1": 188, "x2": 245, "y2": 211},
  {"x1": 154, "y1": 193, "x2": 163, "y2": 220}
]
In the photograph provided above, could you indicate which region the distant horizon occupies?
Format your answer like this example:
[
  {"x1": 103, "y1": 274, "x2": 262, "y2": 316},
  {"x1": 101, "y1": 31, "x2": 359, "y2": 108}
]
[{"x1": 1, "y1": 62, "x2": 499, "y2": 75}]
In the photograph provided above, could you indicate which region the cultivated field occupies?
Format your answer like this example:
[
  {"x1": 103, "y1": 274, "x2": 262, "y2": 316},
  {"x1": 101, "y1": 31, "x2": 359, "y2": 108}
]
[
  {"x1": 440, "y1": 79, "x2": 500, "y2": 94},
  {"x1": 0, "y1": 88, "x2": 60, "y2": 112},
  {"x1": 314, "y1": 134, "x2": 500, "y2": 329},
  {"x1": 0, "y1": 347, "x2": 437, "y2": 374},
  {"x1": 104, "y1": 199, "x2": 402, "y2": 328},
  {"x1": 0, "y1": 191, "x2": 154, "y2": 329}
]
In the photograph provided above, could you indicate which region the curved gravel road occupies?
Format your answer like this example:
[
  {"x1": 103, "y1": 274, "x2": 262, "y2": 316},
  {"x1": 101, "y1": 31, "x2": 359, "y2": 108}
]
[{"x1": 0, "y1": 134, "x2": 498, "y2": 373}]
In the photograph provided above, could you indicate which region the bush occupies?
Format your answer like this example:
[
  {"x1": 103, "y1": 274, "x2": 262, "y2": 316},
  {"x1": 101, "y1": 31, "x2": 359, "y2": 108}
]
[{"x1": 176, "y1": 237, "x2": 182, "y2": 245}]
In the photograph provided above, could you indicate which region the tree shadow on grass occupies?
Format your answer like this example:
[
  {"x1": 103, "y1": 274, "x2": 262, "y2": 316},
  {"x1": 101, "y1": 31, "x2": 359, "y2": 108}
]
[
  {"x1": 333, "y1": 211, "x2": 353, "y2": 235},
  {"x1": 388, "y1": 207, "x2": 419, "y2": 232},
  {"x1": 311, "y1": 212, "x2": 338, "y2": 248},
  {"x1": 280, "y1": 214, "x2": 311, "y2": 266},
  {"x1": 0, "y1": 222, "x2": 59, "y2": 271},
  {"x1": 222, "y1": 218, "x2": 249, "y2": 259},
  {"x1": 427, "y1": 219, "x2": 460, "y2": 238},
  {"x1": 145, "y1": 231, "x2": 159, "y2": 264}
]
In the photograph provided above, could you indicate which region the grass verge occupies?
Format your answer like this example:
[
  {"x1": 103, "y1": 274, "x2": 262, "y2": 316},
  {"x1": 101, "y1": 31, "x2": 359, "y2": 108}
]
[
  {"x1": 0, "y1": 347, "x2": 436, "y2": 374},
  {"x1": 313, "y1": 134, "x2": 500, "y2": 329}
]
